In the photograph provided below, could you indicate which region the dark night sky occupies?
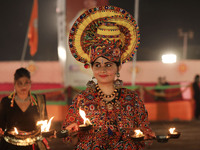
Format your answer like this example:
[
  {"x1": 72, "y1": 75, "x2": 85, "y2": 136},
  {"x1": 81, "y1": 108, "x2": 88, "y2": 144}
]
[
  {"x1": 1, "y1": 0, "x2": 200, "y2": 61},
  {"x1": 0, "y1": 0, "x2": 58, "y2": 61}
]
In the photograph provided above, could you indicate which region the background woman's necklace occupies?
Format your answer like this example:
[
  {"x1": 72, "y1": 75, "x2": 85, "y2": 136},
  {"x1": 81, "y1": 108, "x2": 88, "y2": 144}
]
[{"x1": 15, "y1": 95, "x2": 30, "y2": 102}]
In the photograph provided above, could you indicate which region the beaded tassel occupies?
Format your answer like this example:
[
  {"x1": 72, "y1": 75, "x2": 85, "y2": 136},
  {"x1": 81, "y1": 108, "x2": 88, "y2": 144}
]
[
  {"x1": 10, "y1": 92, "x2": 15, "y2": 107},
  {"x1": 30, "y1": 92, "x2": 37, "y2": 106}
]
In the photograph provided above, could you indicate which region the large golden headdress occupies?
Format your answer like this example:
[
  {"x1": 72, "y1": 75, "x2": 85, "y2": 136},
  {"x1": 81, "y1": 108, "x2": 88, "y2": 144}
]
[{"x1": 68, "y1": 6, "x2": 140, "y2": 66}]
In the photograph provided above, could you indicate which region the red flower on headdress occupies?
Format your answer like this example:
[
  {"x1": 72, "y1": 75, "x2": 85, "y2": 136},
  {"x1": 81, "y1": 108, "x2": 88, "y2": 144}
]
[{"x1": 84, "y1": 63, "x2": 90, "y2": 69}]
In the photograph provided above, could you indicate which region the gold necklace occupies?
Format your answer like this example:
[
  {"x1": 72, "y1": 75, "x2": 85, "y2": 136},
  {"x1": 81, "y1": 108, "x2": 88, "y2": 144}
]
[{"x1": 96, "y1": 84, "x2": 118, "y2": 99}]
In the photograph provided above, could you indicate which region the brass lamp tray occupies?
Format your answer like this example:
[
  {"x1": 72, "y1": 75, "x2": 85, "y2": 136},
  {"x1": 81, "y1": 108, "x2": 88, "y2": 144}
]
[{"x1": 4, "y1": 129, "x2": 42, "y2": 146}]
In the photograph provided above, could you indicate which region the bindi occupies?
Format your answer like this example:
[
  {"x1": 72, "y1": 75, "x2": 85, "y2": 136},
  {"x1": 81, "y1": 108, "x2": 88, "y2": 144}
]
[{"x1": 101, "y1": 59, "x2": 104, "y2": 64}]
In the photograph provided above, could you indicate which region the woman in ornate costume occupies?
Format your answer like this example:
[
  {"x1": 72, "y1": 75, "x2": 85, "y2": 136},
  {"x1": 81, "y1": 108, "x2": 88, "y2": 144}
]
[
  {"x1": 62, "y1": 6, "x2": 155, "y2": 150},
  {"x1": 0, "y1": 68, "x2": 50, "y2": 150}
]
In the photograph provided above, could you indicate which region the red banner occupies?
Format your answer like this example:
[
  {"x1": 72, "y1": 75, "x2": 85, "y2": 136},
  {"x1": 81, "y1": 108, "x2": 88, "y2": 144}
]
[{"x1": 28, "y1": 0, "x2": 38, "y2": 56}]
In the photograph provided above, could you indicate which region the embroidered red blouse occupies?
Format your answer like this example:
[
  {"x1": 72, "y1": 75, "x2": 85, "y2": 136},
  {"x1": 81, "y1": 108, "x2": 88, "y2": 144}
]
[{"x1": 62, "y1": 88, "x2": 153, "y2": 150}]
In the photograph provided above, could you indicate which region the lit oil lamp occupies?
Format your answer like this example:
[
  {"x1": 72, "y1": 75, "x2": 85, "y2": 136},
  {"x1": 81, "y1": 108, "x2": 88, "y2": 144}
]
[
  {"x1": 37, "y1": 117, "x2": 55, "y2": 138},
  {"x1": 14, "y1": 127, "x2": 19, "y2": 135},
  {"x1": 130, "y1": 129, "x2": 145, "y2": 141},
  {"x1": 79, "y1": 109, "x2": 92, "y2": 131},
  {"x1": 168, "y1": 127, "x2": 181, "y2": 138},
  {"x1": 4, "y1": 127, "x2": 42, "y2": 146},
  {"x1": 5, "y1": 127, "x2": 19, "y2": 135},
  {"x1": 37, "y1": 117, "x2": 72, "y2": 138}
]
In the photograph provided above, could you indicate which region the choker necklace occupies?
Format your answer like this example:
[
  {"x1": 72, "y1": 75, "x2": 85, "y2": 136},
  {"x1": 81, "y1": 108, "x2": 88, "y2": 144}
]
[
  {"x1": 15, "y1": 95, "x2": 30, "y2": 102},
  {"x1": 96, "y1": 84, "x2": 118, "y2": 99}
]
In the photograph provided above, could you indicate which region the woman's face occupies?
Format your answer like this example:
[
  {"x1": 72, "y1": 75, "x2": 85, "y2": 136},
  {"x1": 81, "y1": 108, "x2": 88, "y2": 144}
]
[
  {"x1": 92, "y1": 57, "x2": 118, "y2": 84},
  {"x1": 14, "y1": 76, "x2": 31, "y2": 96}
]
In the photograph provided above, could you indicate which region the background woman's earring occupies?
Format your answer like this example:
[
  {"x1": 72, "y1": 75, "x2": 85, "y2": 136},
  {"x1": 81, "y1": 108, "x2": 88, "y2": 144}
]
[
  {"x1": 114, "y1": 72, "x2": 123, "y2": 89},
  {"x1": 86, "y1": 77, "x2": 96, "y2": 89},
  {"x1": 10, "y1": 89, "x2": 16, "y2": 107}
]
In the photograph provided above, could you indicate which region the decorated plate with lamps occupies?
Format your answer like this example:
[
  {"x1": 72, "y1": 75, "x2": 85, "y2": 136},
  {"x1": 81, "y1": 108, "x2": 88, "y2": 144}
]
[{"x1": 4, "y1": 127, "x2": 42, "y2": 146}]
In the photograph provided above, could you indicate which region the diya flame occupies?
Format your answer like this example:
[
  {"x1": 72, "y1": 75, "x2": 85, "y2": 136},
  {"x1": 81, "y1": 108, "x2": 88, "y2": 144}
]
[
  {"x1": 37, "y1": 117, "x2": 54, "y2": 132},
  {"x1": 134, "y1": 129, "x2": 144, "y2": 138},
  {"x1": 79, "y1": 109, "x2": 91, "y2": 125},
  {"x1": 14, "y1": 127, "x2": 19, "y2": 135},
  {"x1": 169, "y1": 127, "x2": 177, "y2": 134}
]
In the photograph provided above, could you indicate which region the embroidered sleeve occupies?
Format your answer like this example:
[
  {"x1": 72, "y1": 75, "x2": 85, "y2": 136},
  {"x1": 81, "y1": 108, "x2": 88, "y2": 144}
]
[
  {"x1": 61, "y1": 94, "x2": 84, "y2": 143},
  {"x1": 134, "y1": 92, "x2": 154, "y2": 138}
]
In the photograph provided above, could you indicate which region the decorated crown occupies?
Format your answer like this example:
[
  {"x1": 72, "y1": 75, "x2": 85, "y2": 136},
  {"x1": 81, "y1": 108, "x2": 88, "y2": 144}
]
[{"x1": 68, "y1": 6, "x2": 140, "y2": 66}]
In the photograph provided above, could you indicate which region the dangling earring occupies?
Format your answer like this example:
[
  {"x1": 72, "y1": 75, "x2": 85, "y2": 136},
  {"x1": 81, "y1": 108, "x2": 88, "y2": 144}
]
[
  {"x1": 29, "y1": 90, "x2": 37, "y2": 106},
  {"x1": 10, "y1": 89, "x2": 16, "y2": 107},
  {"x1": 86, "y1": 77, "x2": 96, "y2": 89},
  {"x1": 113, "y1": 72, "x2": 123, "y2": 89}
]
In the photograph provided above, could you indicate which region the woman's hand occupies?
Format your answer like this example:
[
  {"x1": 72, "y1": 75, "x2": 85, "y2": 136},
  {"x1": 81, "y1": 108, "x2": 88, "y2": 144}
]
[
  {"x1": 144, "y1": 131, "x2": 156, "y2": 140},
  {"x1": 0, "y1": 128, "x2": 4, "y2": 136},
  {"x1": 65, "y1": 123, "x2": 79, "y2": 136},
  {"x1": 63, "y1": 123, "x2": 79, "y2": 146}
]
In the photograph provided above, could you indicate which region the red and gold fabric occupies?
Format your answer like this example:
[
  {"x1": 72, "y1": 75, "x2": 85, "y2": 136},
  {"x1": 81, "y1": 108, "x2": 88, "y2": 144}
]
[{"x1": 62, "y1": 88, "x2": 153, "y2": 149}]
